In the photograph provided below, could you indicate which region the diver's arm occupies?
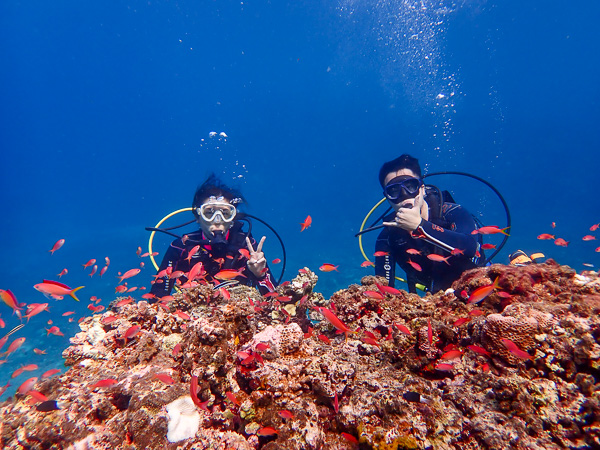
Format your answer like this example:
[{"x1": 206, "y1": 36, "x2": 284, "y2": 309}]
[
  {"x1": 411, "y1": 205, "x2": 478, "y2": 257},
  {"x1": 375, "y1": 229, "x2": 396, "y2": 288}
]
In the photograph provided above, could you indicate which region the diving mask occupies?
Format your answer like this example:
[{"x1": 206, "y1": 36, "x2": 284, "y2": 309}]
[
  {"x1": 384, "y1": 176, "x2": 423, "y2": 204},
  {"x1": 197, "y1": 196, "x2": 237, "y2": 223}
]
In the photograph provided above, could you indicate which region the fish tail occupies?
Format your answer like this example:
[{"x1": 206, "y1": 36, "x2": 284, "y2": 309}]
[
  {"x1": 501, "y1": 227, "x2": 510, "y2": 236},
  {"x1": 69, "y1": 286, "x2": 85, "y2": 302}
]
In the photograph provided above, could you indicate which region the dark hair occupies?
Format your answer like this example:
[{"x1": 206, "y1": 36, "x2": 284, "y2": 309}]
[
  {"x1": 192, "y1": 174, "x2": 245, "y2": 218},
  {"x1": 378, "y1": 154, "x2": 422, "y2": 187}
]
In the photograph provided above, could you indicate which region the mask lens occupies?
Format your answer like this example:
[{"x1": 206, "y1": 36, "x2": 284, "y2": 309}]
[
  {"x1": 384, "y1": 177, "x2": 422, "y2": 203},
  {"x1": 199, "y1": 203, "x2": 236, "y2": 222}
]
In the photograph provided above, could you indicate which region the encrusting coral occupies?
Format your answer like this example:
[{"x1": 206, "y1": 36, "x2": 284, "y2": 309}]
[{"x1": 1, "y1": 260, "x2": 600, "y2": 449}]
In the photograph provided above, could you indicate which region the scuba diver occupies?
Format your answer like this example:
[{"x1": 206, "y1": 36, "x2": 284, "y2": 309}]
[
  {"x1": 375, "y1": 154, "x2": 481, "y2": 294},
  {"x1": 149, "y1": 175, "x2": 277, "y2": 300}
]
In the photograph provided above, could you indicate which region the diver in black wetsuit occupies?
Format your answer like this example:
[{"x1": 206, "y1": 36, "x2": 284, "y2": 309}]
[
  {"x1": 375, "y1": 155, "x2": 481, "y2": 294},
  {"x1": 150, "y1": 175, "x2": 277, "y2": 300}
]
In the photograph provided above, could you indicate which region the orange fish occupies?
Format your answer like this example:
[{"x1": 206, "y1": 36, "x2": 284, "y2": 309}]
[
  {"x1": 100, "y1": 266, "x2": 108, "y2": 277},
  {"x1": 238, "y1": 248, "x2": 250, "y2": 259},
  {"x1": 226, "y1": 391, "x2": 240, "y2": 406},
  {"x1": 117, "y1": 269, "x2": 141, "y2": 283},
  {"x1": 582, "y1": 235, "x2": 596, "y2": 241},
  {"x1": 42, "y1": 369, "x2": 61, "y2": 379},
  {"x1": 590, "y1": 223, "x2": 599, "y2": 231},
  {"x1": 34, "y1": 280, "x2": 84, "y2": 302},
  {"x1": 450, "y1": 248, "x2": 464, "y2": 256},
  {"x1": 364, "y1": 290, "x2": 383, "y2": 300},
  {"x1": 33, "y1": 348, "x2": 47, "y2": 355},
  {"x1": 467, "y1": 278, "x2": 500, "y2": 304},
  {"x1": 406, "y1": 248, "x2": 421, "y2": 255},
  {"x1": 57, "y1": 268, "x2": 68, "y2": 278},
  {"x1": 360, "y1": 261, "x2": 375, "y2": 267},
  {"x1": 153, "y1": 373, "x2": 175, "y2": 385},
  {"x1": 2, "y1": 337, "x2": 26, "y2": 357},
  {"x1": 122, "y1": 325, "x2": 141, "y2": 343},
  {"x1": 554, "y1": 238, "x2": 569, "y2": 247},
  {"x1": 427, "y1": 254, "x2": 451, "y2": 265},
  {"x1": 300, "y1": 215, "x2": 312, "y2": 232},
  {"x1": 0, "y1": 289, "x2": 23, "y2": 313},
  {"x1": 215, "y1": 268, "x2": 246, "y2": 280},
  {"x1": 278, "y1": 410, "x2": 294, "y2": 420},
  {"x1": 186, "y1": 245, "x2": 201, "y2": 262},
  {"x1": 537, "y1": 234, "x2": 555, "y2": 240},
  {"x1": 49, "y1": 239, "x2": 65, "y2": 254},
  {"x1": 407, "y1": 259, "x2": 422, "y2": 272},
  {"x1": 376, "y1": 283, "x2": 401, "y2": 295},
  {"x1": 17, "y1": 377, "x2": 38, "y2": 395},
  {"x1": 89, "y1": 265, "x2": 97, "y2": 277},
  {"x1": 472, "y1": 226, "x2": 510, "y2": 236},
  {"x1": 374, "y1": 251, "x2": 389, "y2": 257},
  {"x1": 319, "y1": 264, "x2": 339, "y2": 272},
  {"x1": 24, "y1": 303, "x2": 49, "y2": 322}
]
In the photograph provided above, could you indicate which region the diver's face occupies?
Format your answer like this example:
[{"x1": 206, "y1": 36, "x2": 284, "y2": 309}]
[
  {"x1": 197, "y1": 198, "x2": 234, "y2": 238},
  {"x1": 384, "y1": 169, "x2": 426, "y2": 212}
]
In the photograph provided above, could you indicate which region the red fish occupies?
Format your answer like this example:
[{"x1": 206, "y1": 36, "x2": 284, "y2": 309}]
[
  {"x1": 376, "y1": 283, "x2": 401, "y2": 295},
  {"x1": 334, "y1": 392, "x2": 339, "y2": 413},
  {"x1": 91, "y1": 378, "x2": 117, "y2": 388},
  {"x1": 500, "y1": 338, "x2": 533, "y2": 360},
  {"x1": 238, "y1": 248, "x2": 250, "y2": 259},
  {"x1": 117, "y1": 269, "x2": 141, "y2": 283},
  {"x1": 315, "y1": 306, "x2": 355, "y2": 338},
  {"x1": 467, "y1": 345, "x2": 491, "y2": 357},
  {"x1": 255, "y1": 342, "x2": 270, "y2": 352},
  {"x1": 173, "y1": 310, "x2": 190, "y2": 320},
  {"x1": 122, "y1": 325, "x2": 141, "y2": 343},
  {"x1": 105, "y1": 257, "x2": 111, "y2": 266},
  {"x1": 57, "y1": 268, "x2": 68, "y2": 278},
  {"x1": 42, "y1": 369, "x2": 61, "y2": 378},
  {"x1": 89, "y1": 265, "x2": 98, "y2": 277},
  {"x1": 46, "y1": 326, "x2": 64, "y2": 336},
  {"x1": 101, "y1": 315, "x2": 119, "y2": 324},
  {"x1": 33, "y1": 348, "x2": 47, "y2": 355},
  {"x1": 360, "y1": 261, "x2": 375, "y2": 267},
  {"x1": 406, "y1": 249, "x2": 421, "y2": 255},
  {"x1": 589, "y1": 223, "x2": 599, "y2": 232},
  {"x1": 427, "y1": 254, "x2": 451, "y2": 265},
  {"x1": 427, "y1": 319, "x2": 433, "y2": 346},
  {"x1": 362, "y1": 336, "x2": 380, "y2": 346},
  {"x1": 450, "y1": 248, "x2": 464, "y2": 256},
  {"x1": 407, "y1": 259, "x2": 422, "y2": 272},
  {"x1": 319, "y1": 264, "x2": 339, "y2": 272},
  {"x1": 82, "y1": 259, "x2": 96, "y2": 269},
  {"x1": 537, "y1": 234, "x2": 555, "y2": 240},
  {"x1": 364, "y1": 290, "x2": 383, "y2": 300},
  {"x1": 394, "y1": 323, "x2": 412, "y2": 335},
  {"x1": 34, "y1": 280, "x2": 84, "y2": 302},
  {"x1": 3, "y1": 337, "x2": 26, "y2": 357},
  {"x1": 472, "y1": 226, "x2": 510, "y2": 236},
  {"x1": 434, "y1": 363, "x2": 454, "y2": 372},
  {"x1": 374, "y1": 251, "x2": 389, "y2": 257},
  {"x1": 481, "y1": 243, "x2": 496, "y2": 250},
  {"x1": 190, "y1": 375, "x2": 210, "y2": 411},
  {"x1": 153, "y1": 373, "x2": 175, "y2": 385},
  {"x1": 116, "y1": 297, "x2": 133, "y2": 307},
  {"x1": 453, "y1": 317, "x2": 470, "y2": 327},
  {"x1": 317, "y1": 334, "x2": 331, "y2": 344},
  {"x1": 278, "y1": 410, "x2": 294, "y2": 420},
  {"x1": 25, "y1": 303, "x2": 49, "y2": 322},
  {"x1": 185, "y1": 245, "x2": 201, "y2": 262},
  {"x1": 582, "y1": 235, "x2": 596, "y2": 241},
  {"x1": 440, "y1": 350, "x2": 463, "y2": 360},
  {"x1": 554, "y1": 238, "x2": 569, "y2": 247},
  {"x1": 341, "y1": 432, "x2": 358, "y2": 443},
  {"x1": 467, "y1": 278, "x2": 500, "y2": 304},
  {"x1": 469, "y1": 309, "x2": 484, "y2": 317},
  {"x1": 300, "y1": 215, "x2": 312, "y2": 232},
  {"x1": 49, "y1": 239, "x2": 65, "y2": 254},
  {"x1": 257, "y1": 427, "x2": 279, "y2": 436},
  {"x1": 226, "y1": 391, "x2": 240, "y2": 406},
  {"x1": 271, "y1": 258, "x2": 282, "y2": 264},
  {"x1": 17, "y1": 377, "x2": 38, "y2": 394},
  {"x1": 596, "y1": 247, "x2": 600, "y2": 253}
]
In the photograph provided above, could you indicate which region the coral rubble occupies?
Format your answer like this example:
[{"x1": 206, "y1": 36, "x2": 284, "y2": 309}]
[{"x1": 1, "y1": 260, "x2": 600, "y2": 449}]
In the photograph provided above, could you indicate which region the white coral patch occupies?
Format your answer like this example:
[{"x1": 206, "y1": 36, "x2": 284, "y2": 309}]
[{"x1": 166, "y1": 396, "x2": 200, "y2": 443}]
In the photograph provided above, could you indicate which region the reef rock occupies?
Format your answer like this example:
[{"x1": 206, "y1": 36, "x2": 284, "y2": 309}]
[{"x1": 1, "y1": 261, "x2": 600, "y2": 449}]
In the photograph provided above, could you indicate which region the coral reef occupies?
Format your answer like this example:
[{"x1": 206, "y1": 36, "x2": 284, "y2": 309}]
[{"x1": 1, "y1": 260, "x2": 600, "y2": 449}]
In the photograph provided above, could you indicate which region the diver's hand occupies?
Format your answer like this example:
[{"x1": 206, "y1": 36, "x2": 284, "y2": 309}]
[
  {"x1": 245, "y1": 236, "x2": 267, "y2": 278},
  {"x1": 382, "y1": 196, "x2": 424, "y2": 232}
]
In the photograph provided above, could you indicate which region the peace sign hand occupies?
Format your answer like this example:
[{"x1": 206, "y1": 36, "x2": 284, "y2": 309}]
[{"x1": 245, "y1": 236, "x2": 267, "y2": 278}]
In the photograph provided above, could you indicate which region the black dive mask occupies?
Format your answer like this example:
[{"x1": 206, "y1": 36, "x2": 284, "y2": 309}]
[{"x1": 383, "y1": 176, "x2": 423, "y2": 204}]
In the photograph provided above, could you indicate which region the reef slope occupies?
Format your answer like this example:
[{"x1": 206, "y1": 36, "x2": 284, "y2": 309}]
[{"x1": 1, "y1": 261, "x2": 599, "y2": 449}]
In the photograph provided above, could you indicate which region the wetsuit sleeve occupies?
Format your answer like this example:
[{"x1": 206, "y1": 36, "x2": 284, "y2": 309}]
[
  {"x1": 411, "y1": 205, "x2": 478, "y2": 257},
  {"x1": 149, "y1": 240, "x2": 186, "y2": 300},
  {"x1": 375, "y1": 228, "x2": 396, "y2": 288}
]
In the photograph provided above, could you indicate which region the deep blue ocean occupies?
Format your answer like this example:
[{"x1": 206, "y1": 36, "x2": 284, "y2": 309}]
[{"x1": 1, "y1": 1, "x2": 598, "y2": 399}]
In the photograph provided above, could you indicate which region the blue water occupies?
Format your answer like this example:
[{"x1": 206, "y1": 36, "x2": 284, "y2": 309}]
[{"x1": 1, "y1": 1, "x2": 598, "y2": 399}]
